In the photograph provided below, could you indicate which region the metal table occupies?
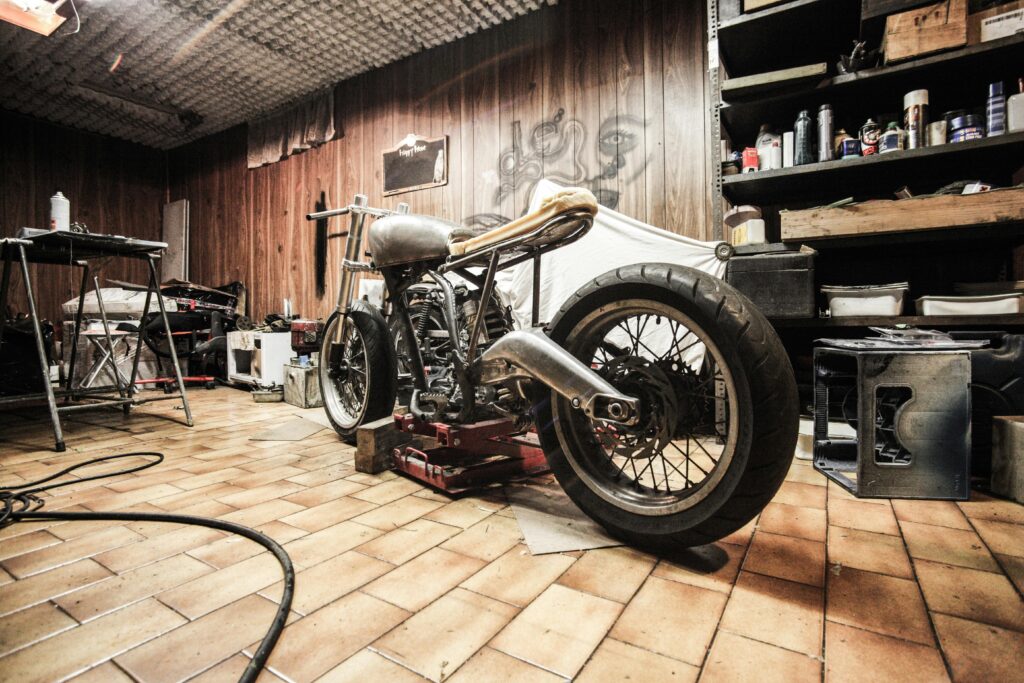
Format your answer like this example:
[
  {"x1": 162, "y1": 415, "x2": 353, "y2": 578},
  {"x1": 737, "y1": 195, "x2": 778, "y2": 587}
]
[{"x1": 0, "y1": 228, "x2": 193, "y2": 452}]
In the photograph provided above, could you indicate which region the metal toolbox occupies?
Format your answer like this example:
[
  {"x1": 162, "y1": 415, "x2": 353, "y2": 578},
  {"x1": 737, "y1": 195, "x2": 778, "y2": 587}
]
[
  {"x1": 812, "y1": 346, "x2": 971, "y2": 500},
  {"x1": 726, "y1": 251, "x2": 815, "y2": 319},
  {"x1": 283, "y1": 362, "x2": 322, "y2": 409}
]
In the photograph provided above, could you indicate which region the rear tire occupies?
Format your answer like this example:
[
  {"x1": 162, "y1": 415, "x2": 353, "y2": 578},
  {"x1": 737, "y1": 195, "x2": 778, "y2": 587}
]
[
  {"x1": 320, "y1": 301, "x2": 397, "y2": 444},
  {"x1": 535, "y1": 263, "x2": 798, "y2": 550}
]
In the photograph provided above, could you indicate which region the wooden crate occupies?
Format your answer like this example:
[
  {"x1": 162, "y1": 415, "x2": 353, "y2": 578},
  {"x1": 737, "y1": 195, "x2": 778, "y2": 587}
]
[
  {"x1": 883, "y1": 0, "x2": 967, "y2": 63},
  {"x1": 968, "y1": 0, "x2": 1024, "y2": 44},
  {"x1": 780, "y1": 187, "x2": 1024, "y2": 240}
]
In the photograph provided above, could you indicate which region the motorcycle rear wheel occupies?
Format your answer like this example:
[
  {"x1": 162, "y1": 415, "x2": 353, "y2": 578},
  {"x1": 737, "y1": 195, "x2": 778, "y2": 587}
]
[
  {"x1": 536, "y1": 263, "x2": 798, "y2": 550},
  {"x1": 319, "y1": 301, "x2": 397, "y2": 444}
]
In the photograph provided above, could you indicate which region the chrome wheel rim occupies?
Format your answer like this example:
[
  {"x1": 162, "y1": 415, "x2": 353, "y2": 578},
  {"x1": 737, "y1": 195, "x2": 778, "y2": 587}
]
[{"x1": 320, "y1": 316, "x2": 370, "y2": 430}]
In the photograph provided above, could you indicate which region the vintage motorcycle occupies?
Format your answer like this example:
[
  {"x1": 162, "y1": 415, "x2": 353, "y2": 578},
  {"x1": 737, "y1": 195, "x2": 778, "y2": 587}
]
[{"x1": 306, "y1": 188, "x2": 798, "y2": 549}]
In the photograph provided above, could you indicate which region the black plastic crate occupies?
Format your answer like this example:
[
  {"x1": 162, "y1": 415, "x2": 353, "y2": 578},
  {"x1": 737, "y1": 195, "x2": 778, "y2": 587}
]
[{"x1": 726, "y1": 251, "x2": 816, "y2": 319}]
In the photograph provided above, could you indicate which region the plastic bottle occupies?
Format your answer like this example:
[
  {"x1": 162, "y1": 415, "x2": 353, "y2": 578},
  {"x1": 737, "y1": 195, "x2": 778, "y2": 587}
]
[
  {"x1": 794, "y1": 110, "x2": 814, "y2": 165},
  {"x1": 1007, "y1": 78, "x2": 1024, "y2": 133},
  {"x1": 987, "y1": 81, "x2": 1006, "y2": 136}
]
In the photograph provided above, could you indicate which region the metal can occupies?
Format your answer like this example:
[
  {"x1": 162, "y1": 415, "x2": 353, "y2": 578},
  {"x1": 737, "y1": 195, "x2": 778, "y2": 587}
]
[
  {"x1": 859, "y1": 118, "x2": 881, "y2": 155},
  {"x1": 818, "y1": 104, "x2": 834, "y2": 162},
  {"x1": 879, "y1": 122, "x2": 905, "y2": 154},
  {"x1": 840, "y1": 138, "x2": 862, "y2": 159},
  {"x1": 903, "y1": 89, "x2": 929, "y2": 150}
]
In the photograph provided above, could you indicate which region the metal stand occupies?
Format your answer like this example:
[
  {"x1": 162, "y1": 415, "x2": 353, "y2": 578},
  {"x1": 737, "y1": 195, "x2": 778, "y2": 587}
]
[
  {"x1": 391, "y1": 413, "x2": 550, "y2": 494},
  {"x1": 0, "y1": 235, "x2": 193, "y2": 452}
]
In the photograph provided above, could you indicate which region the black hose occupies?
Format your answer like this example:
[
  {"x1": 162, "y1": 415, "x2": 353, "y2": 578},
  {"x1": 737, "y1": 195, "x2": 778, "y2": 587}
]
[{"x1": 0, "y1": 452, "x2": 294, "y2": 683}]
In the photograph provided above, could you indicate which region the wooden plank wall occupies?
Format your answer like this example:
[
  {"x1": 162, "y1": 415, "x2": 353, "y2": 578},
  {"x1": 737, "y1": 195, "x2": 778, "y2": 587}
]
[
  {"x1": 172, "y1": 0, "x2": 712, "y2": 322},
  {"x1": 0, "y1": 111, "x2": 167, "y2": 324}
]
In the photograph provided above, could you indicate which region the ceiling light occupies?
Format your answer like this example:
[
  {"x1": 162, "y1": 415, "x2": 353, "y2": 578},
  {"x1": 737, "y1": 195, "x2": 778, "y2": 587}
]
[{"x1": 0, "y1": 0, "x2": 68, "y2": 36}]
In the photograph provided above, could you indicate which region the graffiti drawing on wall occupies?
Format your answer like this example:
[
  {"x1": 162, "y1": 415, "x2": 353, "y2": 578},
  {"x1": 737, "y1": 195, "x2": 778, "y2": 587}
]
[{"x1": 466, "y1": 108, "x2": 648, "y2": 227}]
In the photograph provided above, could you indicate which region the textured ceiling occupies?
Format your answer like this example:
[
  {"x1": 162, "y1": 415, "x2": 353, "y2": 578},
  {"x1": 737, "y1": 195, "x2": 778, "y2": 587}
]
[{"x1": 1, "y1": 0, "x2": 553, "y2": 149}]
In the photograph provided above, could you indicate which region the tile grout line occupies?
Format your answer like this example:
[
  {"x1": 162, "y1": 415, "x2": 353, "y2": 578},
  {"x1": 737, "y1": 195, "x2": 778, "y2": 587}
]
[{"x1": 956, "y1": 501, "x2": 1024, "y2": 602}]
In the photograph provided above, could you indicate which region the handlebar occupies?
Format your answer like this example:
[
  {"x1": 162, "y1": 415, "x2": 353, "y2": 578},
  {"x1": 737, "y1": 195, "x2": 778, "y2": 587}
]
[
  {"x1": 305, "y1": 199, "x2": 410, "y2": 222},
  {"x1": 305, "y1": 206, "x2": 351, "y2": 221}
]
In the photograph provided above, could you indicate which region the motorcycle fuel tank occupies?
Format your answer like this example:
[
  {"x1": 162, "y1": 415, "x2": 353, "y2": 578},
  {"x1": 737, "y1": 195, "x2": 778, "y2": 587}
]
[{"x1": 368, "y1": 213, "x2": 461, "y2": 267}]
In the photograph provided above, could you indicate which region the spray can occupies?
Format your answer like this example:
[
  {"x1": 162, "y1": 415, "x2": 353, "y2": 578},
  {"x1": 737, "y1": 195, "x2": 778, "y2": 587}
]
[
  {"x1": 903, "y1": 89, "x2": 929, "y2": 149},
  {"x1": 50, "y1": 191, "x2": 70, "y2": 232},
  {"x1": 794, "y1": 110, "x2": 814, "y2": 165},
  {"x1": 987, "y1": 81, "x2": 1006, "y2": 136},
  {"x1": 817, "y1": 104, "x2": 834, "y2": 162}
]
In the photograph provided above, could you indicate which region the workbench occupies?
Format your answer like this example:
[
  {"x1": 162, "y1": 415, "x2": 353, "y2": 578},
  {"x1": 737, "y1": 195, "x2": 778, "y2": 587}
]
[{"x1": 0, "y1": 228, "x2": 193, "y2": 452}]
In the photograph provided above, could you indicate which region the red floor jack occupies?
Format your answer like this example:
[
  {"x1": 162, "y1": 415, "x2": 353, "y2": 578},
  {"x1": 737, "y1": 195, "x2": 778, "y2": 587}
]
[{"x1": 392, "y1": 413, "x2": 550, "y2": 494}]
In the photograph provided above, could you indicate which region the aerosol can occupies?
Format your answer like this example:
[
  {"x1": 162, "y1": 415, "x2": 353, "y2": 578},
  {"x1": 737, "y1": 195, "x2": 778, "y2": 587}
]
[{"x1": 50, "y1": 191, "x2": 70, "y2": 231}]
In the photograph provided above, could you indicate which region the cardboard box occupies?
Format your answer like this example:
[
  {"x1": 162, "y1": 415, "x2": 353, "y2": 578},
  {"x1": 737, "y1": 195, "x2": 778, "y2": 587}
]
[
  {"x1": 968, "y1": 0, "x2": 1024, "y2": 44},
  {"x1": 883, "y1": 0, "x2": 967, "y2": 63}
]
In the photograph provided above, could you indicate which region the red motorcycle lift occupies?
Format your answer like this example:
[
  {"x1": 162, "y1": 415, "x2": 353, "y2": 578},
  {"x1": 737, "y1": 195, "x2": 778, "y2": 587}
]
[{"x1": 391, "y1": 414, "x2": 549, "y2": 494}]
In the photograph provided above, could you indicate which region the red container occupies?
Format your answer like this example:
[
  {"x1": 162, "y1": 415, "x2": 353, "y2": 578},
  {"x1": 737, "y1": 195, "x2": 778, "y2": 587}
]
[{"x1": 290, "y1": 319, "x2": 324, "y2": 354}]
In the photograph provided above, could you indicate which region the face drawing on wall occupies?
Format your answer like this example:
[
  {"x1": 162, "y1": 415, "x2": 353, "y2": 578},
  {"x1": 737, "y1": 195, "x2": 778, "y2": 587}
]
[{"x1": 467, "y1": 108, "x2": 649, "y2": 228}]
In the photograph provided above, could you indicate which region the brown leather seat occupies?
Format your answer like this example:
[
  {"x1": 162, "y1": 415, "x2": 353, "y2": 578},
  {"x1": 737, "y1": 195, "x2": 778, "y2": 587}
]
[{"x1": 448, "y1": 187, "x2": 598, "y2": 257}]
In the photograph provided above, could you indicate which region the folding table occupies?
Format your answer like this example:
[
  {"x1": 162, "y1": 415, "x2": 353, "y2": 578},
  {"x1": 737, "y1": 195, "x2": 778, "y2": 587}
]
[{"x1": 0, "y1": 228, "x2": 193, "y2": 452}]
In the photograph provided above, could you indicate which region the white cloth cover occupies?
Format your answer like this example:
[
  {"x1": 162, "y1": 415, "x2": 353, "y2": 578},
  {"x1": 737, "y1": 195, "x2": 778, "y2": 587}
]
[
  {"x1": 247, "y1": 89, "x2": 336, "y2": 169},
  {"x1": 494, "y1": 179, "x2": 728, "y2": 330}
]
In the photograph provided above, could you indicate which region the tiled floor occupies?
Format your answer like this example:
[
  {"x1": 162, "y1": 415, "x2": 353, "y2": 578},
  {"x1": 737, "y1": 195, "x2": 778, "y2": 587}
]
[{"x1": 1, "y1": 387, "x2": 1023, "y2": 682}]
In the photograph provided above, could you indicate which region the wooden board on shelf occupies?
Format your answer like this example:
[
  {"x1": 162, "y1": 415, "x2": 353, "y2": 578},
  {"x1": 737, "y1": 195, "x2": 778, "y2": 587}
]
[
  {"x1": 780, "y1": 187, "x2": 1024, "y2": 240},
  {"x1": 721, "y1": 63, "x2": 828, "y2": 100}
]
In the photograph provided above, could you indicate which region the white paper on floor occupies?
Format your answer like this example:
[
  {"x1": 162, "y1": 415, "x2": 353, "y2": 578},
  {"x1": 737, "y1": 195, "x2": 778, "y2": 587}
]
[
  {"x1": 298, "y1": 409, "x2": 333, "y2": 429},
  {"x1": 249, "y1": 417, "x2": 324, "y2": 441},
  {"x1": 506, "y1": 479, "x2": 622, "y2": 555}
]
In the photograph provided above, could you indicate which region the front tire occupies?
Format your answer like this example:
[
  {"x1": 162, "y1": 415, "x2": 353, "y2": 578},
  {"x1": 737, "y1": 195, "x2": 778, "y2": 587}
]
[
  {"x1": 536, "y1": 264, "x2": 798, "y2": 550},
  {"x1": 319, "y1": 301, "x2": 397, "y2": 444}
]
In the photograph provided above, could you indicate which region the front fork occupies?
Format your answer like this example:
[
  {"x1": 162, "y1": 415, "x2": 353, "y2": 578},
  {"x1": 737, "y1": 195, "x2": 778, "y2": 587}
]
[{"x1": 329, "y1": 195, "x2": 370, "y2": 363}]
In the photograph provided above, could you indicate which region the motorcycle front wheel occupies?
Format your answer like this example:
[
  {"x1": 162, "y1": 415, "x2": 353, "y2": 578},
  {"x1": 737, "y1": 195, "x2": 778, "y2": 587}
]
[
  {"x1": 536, "y1": 263, "x2": 798, "y2": 550},
  {"x1": 319, "y1": 301, "x2": 397, "y2": 444}
]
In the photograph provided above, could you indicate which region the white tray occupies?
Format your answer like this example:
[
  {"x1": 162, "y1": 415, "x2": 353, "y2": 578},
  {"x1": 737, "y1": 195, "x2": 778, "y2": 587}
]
[{"x1": 916, "y1": 293, "x2": 1023, "y2": 316}]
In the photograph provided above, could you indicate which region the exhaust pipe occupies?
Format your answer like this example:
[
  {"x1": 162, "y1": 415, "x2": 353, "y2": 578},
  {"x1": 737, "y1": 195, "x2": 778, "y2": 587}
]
[{"x1": 479, "y1": 329, "x2": 639, "y2": 425}]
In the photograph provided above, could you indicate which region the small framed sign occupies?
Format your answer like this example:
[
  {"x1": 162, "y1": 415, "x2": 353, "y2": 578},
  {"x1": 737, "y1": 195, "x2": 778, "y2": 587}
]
[{"x1": 382, "y1": 134, "x2": 448, "y2": 196}]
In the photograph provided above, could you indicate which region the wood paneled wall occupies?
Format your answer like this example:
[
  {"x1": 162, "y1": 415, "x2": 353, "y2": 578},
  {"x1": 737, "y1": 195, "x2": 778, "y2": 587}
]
[
  {"x1": 168, "y1": 0, "x2": 711, "y2": 321},
  {"x1": 1, "y1": 111, "x2": 167, "y2": 325}
]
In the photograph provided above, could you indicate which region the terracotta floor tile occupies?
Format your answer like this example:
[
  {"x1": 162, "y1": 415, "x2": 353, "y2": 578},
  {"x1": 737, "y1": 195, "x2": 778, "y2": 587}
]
[
  {"x1": 93, "y1": 526, "x2": 225, "y2": 573},
  {"x1": 282, "y1": 479, "x2": 366, "y2": 507},
  {"x1": 350, "y1": 495, "x2": 445, "y2": 531},
  {"x1": 423, "y1": 496, "x2": 503, "y2": 529},
  {"x1": 80, "y1": 483, "x2": 186, "y2": 512},
  {"x1": 441, "y1": 513, "x2": 524, "y2": 562},
  {"x1": 2, "y1": 525, "x2": 143, "y2": 578},
  {"x1": 350, "y1": 477, "x2": 424, "y2": 505},
  {"x1": 958, "y1": 493, "x2": 1024, "y2": 525},
  {"x1": 2, "y1": 598, "x2": 185, "y2": 682},
  {"x1": 319, "y1": 649, "x2": 425, "y2": 682},
  {"x1": 824, "y1": 621, "x2": 949, "y2": 683},
  {"x1": 490, "y1": 583, "x2": 621, "y2": 678},
  {"x1": 827, "y1": 526, "x2": 913, "y2": 579},
  {"x1": 0, "y1": 559, "x2": 112, "y2": 616},
  {"x1": 375, "y1": 587, "x2": 518, "y2": 682},
  {"x1": 719, "y1": 570, "x2": 823, "y2": 657},
  {"x1": 702, "y1": 631, "x2": 820, "y2": 683},
  {"x1": 915, "y1": 560, "x2": 1024, "y2": 631},
  {"x1": 365, "y1": 547, "x2": 486, "y2": 611},
  {"x1": 610, "y1": 575, "x2": 727, "y2": 666},
  {"x1": 448, "y1": 646, "x2": 564, "y2": 682},
  {"x1": 217, "y1": 498, "x2": 306, "y2": 529},
  {"x1": 262, "y1": 550, "x2": 392, "y2": 615},
  {"x1": 891, "y1": 499, "x2": 971, "y2": 530},
  {"x1": 68, "y1": 661, "x2": 136, "y2": 682},
  {"x1": 971, "y1": 518, "x2": 1024, "y2": 558},
  {"x1": 228, "y1": 465, "x2": 307, "y2": 489},
  {"x1": 757, "y1": 502, "x2": 827, "y2": 542},
  {"x1": 287, "y1": 465, "x2": 354, "y2": 489},
  {"x1": 933, "y1": 613, "x2": 1024, "y2": 683},
  {"x1": 785, "y1": 461, "x2": 826, "y2": 488},
  {"x1": 826, "y1": 481, "x2": 889, "y2": 505},
  {"x1": 744, "y1": 531, "x2": 825, "y2": 587},
  {"x1": 652, "y1": 542, "x2": 744, "y2": 594},
  {"x1": 158, "y1": 552, "x2": 284, "y2": 618},
  {"x1": 187, "y1": 521, "x2": 308, "y2": 569},
  {"x1": 281, "y1": 520, "x2": 383, "y2": 569},
  {"x1": 576, "y1": 638, "x2": 698, "y2": 682},
  {"x1": 827, "y1": 566, "x2": 933, "y2": 645},
  {"x1": 278, "y1": 495, "x2": 377, "y2": 532},
  {"x1": 720, "y1": 517, "x2": 758, "y2": 547},
  {"x1": 0, "y1": 601, "x2": 77, "y2": 657},
  {"x1": 0, "y1": 529, "x2": 62, "y2": 562},
  {"x1": 827, "y1": 498, "x2": 899, "y2": 536},
  {"x1": 997, "y1": 553, "x2": 1024, "y2": 593},
  {"x1": 772, "y1": 481, "x2": 827, "y2": 509},
  {"x1": 254, "y1": 592, "x2": 409, "y2": 682},
  {"x1": 356, "y1": 518, "x2": 460, "y2": 565},
  {"x1": 900, "y1": 521, "x2": 1000, "y2": 572},
  {"x1": 116, "y1": 595, "x2": 279, "y2": 683},
  {"x1": 55, "y1": 553, "x2": 212, "y2": 622},
  {"x1": 214, "y1": 481, "x2": 305, "y2": 509},
  {"x1": 187, "y1": 654, "x2": 286, "y2": 682},
  {"x1": 556, "y1": 546, "x2": 653, "y2": 603}
]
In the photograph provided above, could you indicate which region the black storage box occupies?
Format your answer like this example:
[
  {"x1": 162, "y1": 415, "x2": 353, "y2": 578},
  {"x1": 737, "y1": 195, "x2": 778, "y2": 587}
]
[{"x1": 726, "y1": 251, "x2": 815, "y2": 319}]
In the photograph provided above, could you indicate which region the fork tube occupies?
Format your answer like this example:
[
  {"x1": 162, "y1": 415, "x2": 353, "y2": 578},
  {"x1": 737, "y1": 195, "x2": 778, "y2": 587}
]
[{"x1": 333, "y1": 194, "x2": 368, "y2": 344}]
